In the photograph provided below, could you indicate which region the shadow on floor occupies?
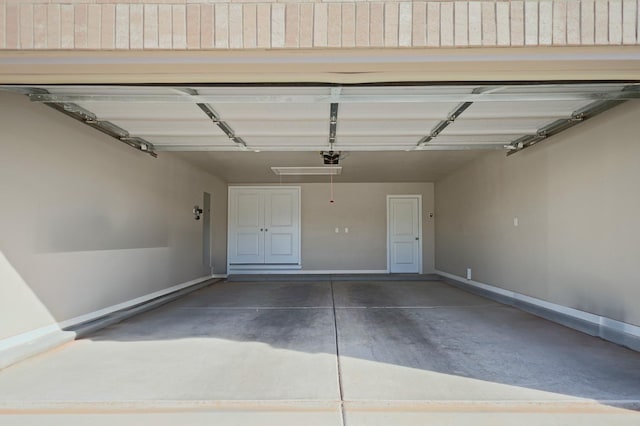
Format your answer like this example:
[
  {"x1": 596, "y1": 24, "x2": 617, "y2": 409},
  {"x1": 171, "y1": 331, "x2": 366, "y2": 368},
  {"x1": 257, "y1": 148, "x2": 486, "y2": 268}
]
[{"x1": 85, "y1": 280, "x2": 640, "y2": 403}]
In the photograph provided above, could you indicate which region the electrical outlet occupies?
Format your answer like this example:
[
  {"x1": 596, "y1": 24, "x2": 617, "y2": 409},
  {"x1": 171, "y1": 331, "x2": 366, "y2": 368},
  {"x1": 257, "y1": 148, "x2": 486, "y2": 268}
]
[
  {"x1": 513, "y1": 217, "x2": 519, "y2": 227},
  {"x1": 344, "y1": 227, "x2": 349, "y2": 233},
  {"x1": 466, "y1": 268, "x2": 472, "y2": 280},
  {"x1": 335, "y1": 227, "x2": 340, "y2": 233}
]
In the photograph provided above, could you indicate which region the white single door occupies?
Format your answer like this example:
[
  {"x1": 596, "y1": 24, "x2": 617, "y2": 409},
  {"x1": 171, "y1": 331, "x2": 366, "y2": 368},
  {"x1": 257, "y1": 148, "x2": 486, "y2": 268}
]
[
  {"x1": 388, "y1": 196, "x2": 421, "y2": 273},
  {"x1": 264, "y1": 189, "x2": 300, "y2": 264},
  {"x1": 229, "y1": 190, "x2": 264, "y2": 264}
]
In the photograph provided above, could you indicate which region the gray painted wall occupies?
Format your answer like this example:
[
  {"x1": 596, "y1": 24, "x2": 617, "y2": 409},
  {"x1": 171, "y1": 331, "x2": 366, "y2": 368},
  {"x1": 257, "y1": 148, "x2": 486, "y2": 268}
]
[
  {"x1": 0, "y1": 92, "x2": 227, "y2": 340},
  {"x1": 300, "y1": 182, "x2": 435, "y2": 271},
  {"x1": 435, "y1": 101, "x2": 640, "y2": 327}
]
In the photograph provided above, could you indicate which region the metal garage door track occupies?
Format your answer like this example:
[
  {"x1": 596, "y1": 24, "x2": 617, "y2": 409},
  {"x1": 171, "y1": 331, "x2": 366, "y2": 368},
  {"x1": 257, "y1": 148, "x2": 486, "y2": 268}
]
[{"x1": 1, "y1": 279, "x2": 639, "y2": 425}]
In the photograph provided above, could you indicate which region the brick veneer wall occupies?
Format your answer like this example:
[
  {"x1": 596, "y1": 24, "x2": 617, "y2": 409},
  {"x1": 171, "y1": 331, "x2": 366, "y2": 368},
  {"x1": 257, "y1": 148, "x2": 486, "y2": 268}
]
[{"x1": 0, "y1": 1, "x2": 638, "y2": 50}]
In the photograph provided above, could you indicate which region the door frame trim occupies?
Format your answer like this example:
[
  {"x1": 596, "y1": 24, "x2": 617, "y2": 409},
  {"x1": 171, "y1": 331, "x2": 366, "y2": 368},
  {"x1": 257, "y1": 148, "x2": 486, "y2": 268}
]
[
  {"x1": 202, "y1": 191, "x2": 212, "y2": 275},
  {"x1": 386, "y1": 195, "x2": 423, "y2": 274}
]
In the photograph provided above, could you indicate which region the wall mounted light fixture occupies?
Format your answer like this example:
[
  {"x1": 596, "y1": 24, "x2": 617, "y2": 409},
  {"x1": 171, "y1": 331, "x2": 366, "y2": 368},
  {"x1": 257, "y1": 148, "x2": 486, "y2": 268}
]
[{"x1": 193, "y1": 206, "x2": 203, "y2": 220}]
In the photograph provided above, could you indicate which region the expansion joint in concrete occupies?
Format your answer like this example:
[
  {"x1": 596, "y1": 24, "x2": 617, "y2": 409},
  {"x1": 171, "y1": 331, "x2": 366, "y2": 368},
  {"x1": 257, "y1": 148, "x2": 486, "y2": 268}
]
[{"x1": 330, "y1": 280, "x2": 346, "y2": 426}]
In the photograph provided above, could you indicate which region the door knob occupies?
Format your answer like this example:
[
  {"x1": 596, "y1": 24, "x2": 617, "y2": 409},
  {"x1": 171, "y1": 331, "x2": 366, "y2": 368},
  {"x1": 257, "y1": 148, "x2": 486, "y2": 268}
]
[
  {"x1": 265, "y1": 229, "x2": 269, "y2": 232},
  {"x1": 260, "y1": 228, "x2": 264, "y2": 232},
  {"x1": 415, "y1": 237, "x2": 419, "y2": 240}
]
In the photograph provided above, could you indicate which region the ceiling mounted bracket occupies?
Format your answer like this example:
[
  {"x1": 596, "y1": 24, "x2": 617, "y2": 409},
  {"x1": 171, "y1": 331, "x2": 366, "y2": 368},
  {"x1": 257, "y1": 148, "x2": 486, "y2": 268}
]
[
  {"x1": 506, "y1": 95, "x2": 629, "y2": 156},
  {"x1": 178, "y1": 87, "x2": 248, "y2": 149},
  {"x1": 416, "y1": 86, "x2": 502, "y2": 149},
  {"x1": 23, "y1": 88, "x2": 157, "y2": 157},
  {"x1": 329, "y1": 103, "x2": 339, "y2": 150},
  {"x1": 416, "y1": 101, "x2": 474, "y2": 148},
  {"x1": 328, "y1": 87, "x2": 341, "y2": 150}
]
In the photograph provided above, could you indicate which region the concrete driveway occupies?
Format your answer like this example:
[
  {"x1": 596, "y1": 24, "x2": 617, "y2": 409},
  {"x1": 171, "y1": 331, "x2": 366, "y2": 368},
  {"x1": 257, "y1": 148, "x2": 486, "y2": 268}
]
[{"x1": 1, "y1": 278, "x2": 639, "y2": 425}]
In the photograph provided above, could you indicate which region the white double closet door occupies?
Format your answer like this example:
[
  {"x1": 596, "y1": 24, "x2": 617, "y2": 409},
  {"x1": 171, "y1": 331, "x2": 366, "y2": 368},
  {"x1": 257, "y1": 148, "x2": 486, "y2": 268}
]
[{"x1": 228, "y1": 187, "x2": 300, "y2": 265}]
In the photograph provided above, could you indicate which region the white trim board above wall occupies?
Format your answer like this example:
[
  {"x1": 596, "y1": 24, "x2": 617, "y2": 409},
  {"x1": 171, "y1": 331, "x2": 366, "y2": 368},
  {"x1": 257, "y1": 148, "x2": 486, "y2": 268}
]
[
  {"x1": 0, "y1": 275, "x2": 216, "y2": 370},
  {"x1": 436, "y1": 270, "x2": 640, "y2": 352},
  {"x1": 3, "y1": 48, "x2": 640, "y2": 84}
]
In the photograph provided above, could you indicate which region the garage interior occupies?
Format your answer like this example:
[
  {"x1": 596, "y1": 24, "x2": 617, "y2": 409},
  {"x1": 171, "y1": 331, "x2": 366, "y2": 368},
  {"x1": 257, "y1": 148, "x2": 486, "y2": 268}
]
[{"x1": 1, "y1": 80, "x2": 640, "y2": 425}]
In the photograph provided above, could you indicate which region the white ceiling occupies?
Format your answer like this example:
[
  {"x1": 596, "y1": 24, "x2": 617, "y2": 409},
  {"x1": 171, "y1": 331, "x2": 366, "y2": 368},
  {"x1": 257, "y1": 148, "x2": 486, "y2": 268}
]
[{"x1": 3, "y1": 82, "x2": 638, "y2": 182}]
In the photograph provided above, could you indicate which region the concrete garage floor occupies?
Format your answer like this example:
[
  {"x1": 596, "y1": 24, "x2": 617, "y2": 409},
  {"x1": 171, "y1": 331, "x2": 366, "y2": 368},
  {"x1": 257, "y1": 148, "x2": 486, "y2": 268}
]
[{"x1": 1, "y1": 279, "x2": 640, "y2": 425}]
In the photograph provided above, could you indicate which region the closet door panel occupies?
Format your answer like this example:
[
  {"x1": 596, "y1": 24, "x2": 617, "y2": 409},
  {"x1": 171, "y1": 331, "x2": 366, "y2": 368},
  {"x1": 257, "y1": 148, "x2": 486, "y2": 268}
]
[
  {"x1": 229, "y1": 190, "x2": 264, "y2": 264},
  {"x1": 264, "y1": 189, "x2": 300, "y2": 264}
]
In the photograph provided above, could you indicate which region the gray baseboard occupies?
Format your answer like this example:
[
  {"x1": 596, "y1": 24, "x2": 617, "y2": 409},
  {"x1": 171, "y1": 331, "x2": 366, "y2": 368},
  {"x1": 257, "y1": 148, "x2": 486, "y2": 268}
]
[
  {"x1": 69, "y1": 278, "x2": 220, "y2": 339},
  {"x1": 227, "y1": 273, "x2": 442, "y2": 282},
  {"x1": 0, "y1": 278, "x2": 220, "y2": 370},
  {"x1": 437, "y1": 271, "x2": 640, "y2": 353}
]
